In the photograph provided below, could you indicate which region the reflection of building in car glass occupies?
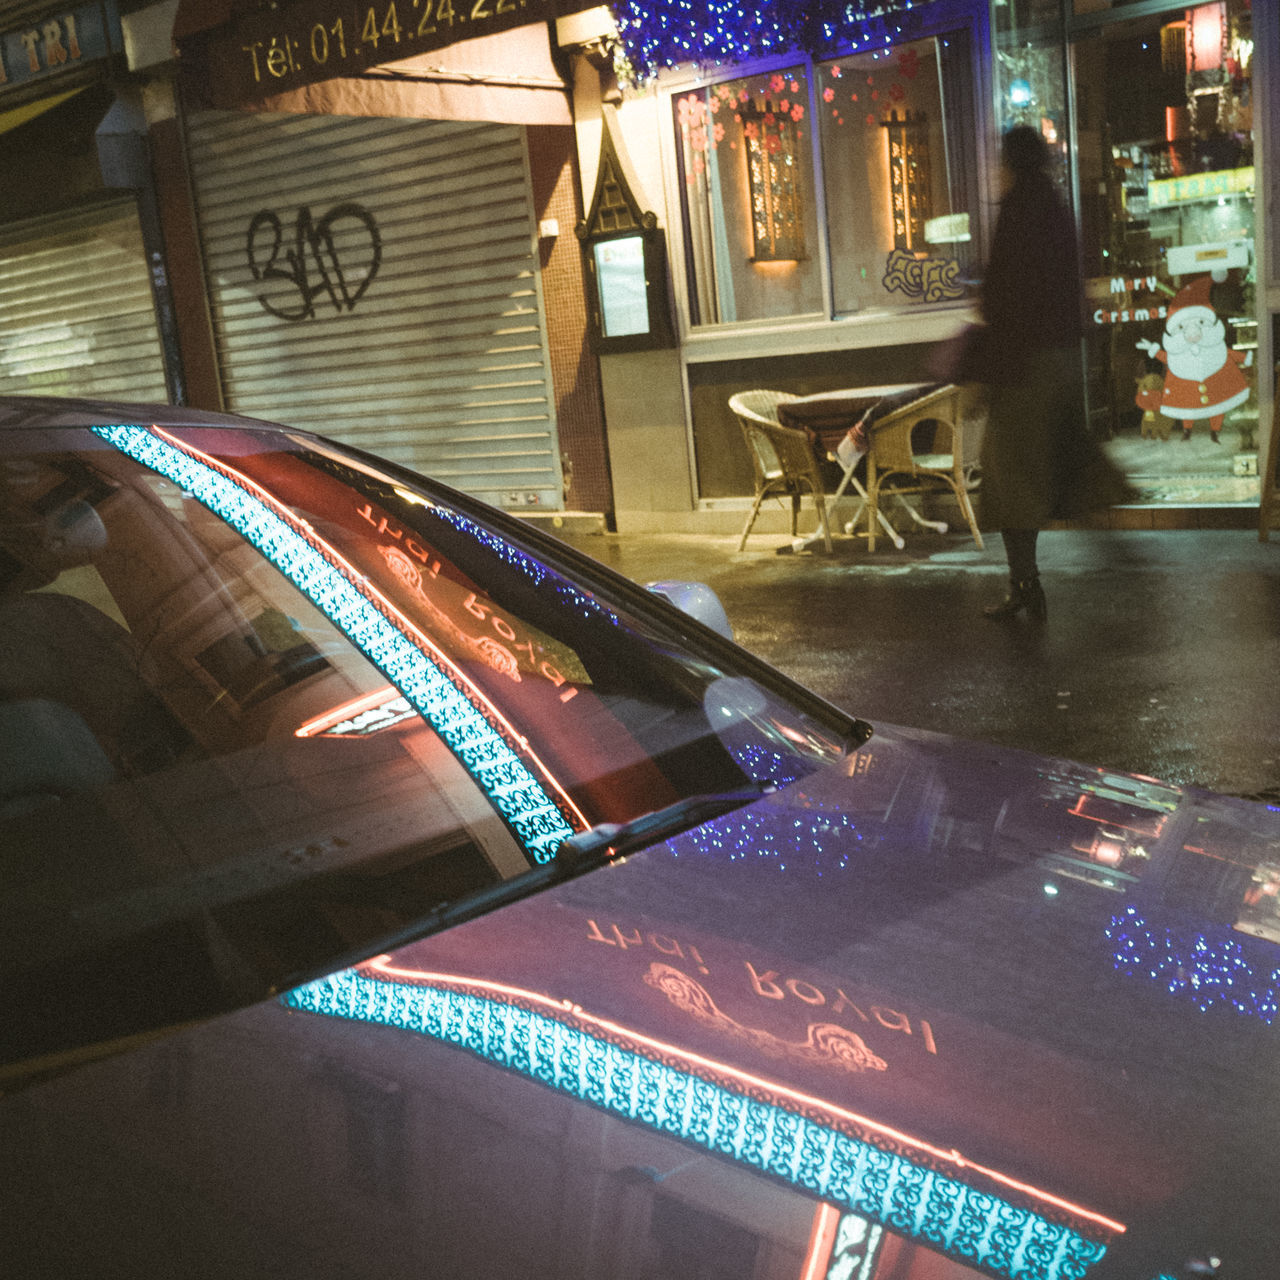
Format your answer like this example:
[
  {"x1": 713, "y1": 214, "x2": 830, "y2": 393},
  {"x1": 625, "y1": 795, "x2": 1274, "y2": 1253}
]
[{"x1": 5, "y1": 395, "x2": 1280, "y2": 1280}]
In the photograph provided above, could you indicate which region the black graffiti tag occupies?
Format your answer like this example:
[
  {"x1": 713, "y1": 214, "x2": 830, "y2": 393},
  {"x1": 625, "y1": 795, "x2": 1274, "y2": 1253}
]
[{"x1": 247, "y1": 203, "x2": 382, "y2": 321}]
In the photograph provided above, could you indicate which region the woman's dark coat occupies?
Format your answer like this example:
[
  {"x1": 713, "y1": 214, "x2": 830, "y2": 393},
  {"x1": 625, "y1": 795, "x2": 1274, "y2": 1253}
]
[{"x1": 976, "y1": 170, "x2": 1132, "y2": 529}]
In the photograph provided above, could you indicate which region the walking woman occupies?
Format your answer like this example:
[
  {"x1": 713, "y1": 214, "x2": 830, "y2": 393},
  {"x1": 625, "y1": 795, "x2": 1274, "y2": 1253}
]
[{"x1": 976, "y1": 125, "x2": 1131, "y2": 620}]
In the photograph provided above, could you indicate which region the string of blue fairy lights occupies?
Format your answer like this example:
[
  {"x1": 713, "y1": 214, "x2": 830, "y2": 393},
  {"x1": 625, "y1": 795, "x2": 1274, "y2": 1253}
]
[
  {"x1": 1106, "y1": 905, "x2": 1280, "y2": 1026},
  {"x1": 93, "y1": 424, "x2": 576, "y2": 865},
  {"x1": 609, "y1": 0, "x2": 923, "y2": 80}
]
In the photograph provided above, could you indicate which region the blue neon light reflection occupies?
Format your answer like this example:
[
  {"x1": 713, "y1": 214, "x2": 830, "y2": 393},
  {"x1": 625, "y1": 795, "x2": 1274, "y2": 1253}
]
[
  {"x1": 285, "y1": 970, "x2": 1109, "y2": 1280},
  {"x1": 1107, "y1": 906, "x2": 1280, "y2": 1025},
  {"x1": 665, "y1": 804, "x2": 862, "y2": 876},
  {"x1": 419, "y1": 501, "x2": 620, "y2": 629},
  {"x1": 93, "y1": 425, "x2": 574, "y2": 864}
]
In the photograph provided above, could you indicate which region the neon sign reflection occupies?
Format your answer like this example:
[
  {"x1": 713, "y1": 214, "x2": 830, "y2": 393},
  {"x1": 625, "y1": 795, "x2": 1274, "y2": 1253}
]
[
  {"x1": 93, "y1": 424, "x2": 581, "y2": 864},
  {"x1": 284, "y1": 960, "x2": 1120, "y2": 1280}
]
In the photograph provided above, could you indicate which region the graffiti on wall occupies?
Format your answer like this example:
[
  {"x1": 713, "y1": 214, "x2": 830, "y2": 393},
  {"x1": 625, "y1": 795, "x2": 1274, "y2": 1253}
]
[{"x1": 247, "y1": 203, "x2": 382, "y2": 321}]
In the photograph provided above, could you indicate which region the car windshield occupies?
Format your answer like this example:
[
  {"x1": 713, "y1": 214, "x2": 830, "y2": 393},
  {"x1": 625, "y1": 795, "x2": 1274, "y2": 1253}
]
[{"x1": 0, "y1": 417, "x2": 864, "y2": 1081}]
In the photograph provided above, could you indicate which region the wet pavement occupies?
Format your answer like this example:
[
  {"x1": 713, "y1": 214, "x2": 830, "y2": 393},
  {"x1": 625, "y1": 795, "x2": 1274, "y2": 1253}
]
[{"x1": 552, "y1": 524, "x2": 1280, "y2": 800}]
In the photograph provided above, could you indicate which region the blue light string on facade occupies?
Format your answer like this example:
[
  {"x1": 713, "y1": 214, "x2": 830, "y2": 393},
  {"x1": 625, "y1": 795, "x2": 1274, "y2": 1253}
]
[
  {"x1": 1106, "y1": 905, "x2": 1280, "y2": 1025},
  {"x1": 92, "y1": 425, "x2": 575, "y2": 864},
  {"x1": 610, "y1": 0, "x2": 920, "y2": 79},
  {"x1": 284, "y1": 968, "x2": 1111, "y2": 1280}
]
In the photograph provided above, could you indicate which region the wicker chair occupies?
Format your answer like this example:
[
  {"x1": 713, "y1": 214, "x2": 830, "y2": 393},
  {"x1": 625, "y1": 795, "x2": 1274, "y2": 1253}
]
[
  {"x1": 863, "y1": 383, "x2": 984, "y2": 552},
  {"x1": 728, "y1": 390, "x2": 833, "y2": 552}
]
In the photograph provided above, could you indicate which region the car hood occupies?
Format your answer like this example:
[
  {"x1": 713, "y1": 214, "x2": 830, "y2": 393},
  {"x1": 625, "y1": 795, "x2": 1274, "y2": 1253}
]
[{"x1": 288, "y1": 719, "x2": 1280, "y2": 1277}]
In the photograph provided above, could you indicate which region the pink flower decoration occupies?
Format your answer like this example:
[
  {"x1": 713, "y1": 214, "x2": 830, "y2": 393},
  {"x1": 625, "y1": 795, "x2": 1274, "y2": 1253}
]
[
  {"x1": 780, "y1": 100, "x2": 790, "y2": 113},
  {"x1": 713, "y1": 122, "x2": 725, "y2": 143},
  {"x1": 790, "y1": 104, "x2": 804, "y2": 121},
  {"x1": 709, "y1": 95, "x2": 721, "y2": 113},
  {"x1": 889, "y1": 82, "x2": 905, "y2": 101},
  {"x1": 739, "y1": 88, "x2": 749, "y2": 102},
  {"x1": 765, "y1": 133, "x2": 782, "y2": 153},
  {"x1": 764, "y1": 111, "x2": 776, "y2": 125},
  {"x1": 898, "y1": 47, "x2": 920, "y2": 79},
  {"x1": 790, "y1": 81, "x2": 799, "y2": 93},
  {"x1": 769, "y1": 74, "x2": 785, "y2": 93},
  {"x1": 823, "y1": 87, "x2": 835, "y2": 102},
  {"x1": 866, "y1": 113, "x2": 876, "y2": 126},
  {"x1": 831, "y1": 65, "x2": 843, "y2": 78},
  {"x1": 744, "y1": 121, "x2": 759, "y2": 140}
]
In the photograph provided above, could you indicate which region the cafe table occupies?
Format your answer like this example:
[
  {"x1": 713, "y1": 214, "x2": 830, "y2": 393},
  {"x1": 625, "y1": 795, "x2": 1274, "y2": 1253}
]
[{"x1": 776, "y1": 383, "x2": 949, "y2": 551}]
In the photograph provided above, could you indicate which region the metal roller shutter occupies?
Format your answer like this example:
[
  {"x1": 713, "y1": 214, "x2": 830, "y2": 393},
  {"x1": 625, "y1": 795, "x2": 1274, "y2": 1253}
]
[
  {"x1": 0, "y1": 199, "x2": 168, "y2": 402},
  {"x1": 184, "y1": 109, "x2": 563, "y2": 510}
]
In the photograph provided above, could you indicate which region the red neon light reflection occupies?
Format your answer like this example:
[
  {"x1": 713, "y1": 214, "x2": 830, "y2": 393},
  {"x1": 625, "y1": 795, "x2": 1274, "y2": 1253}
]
[
  {"x1": 295, "y1": 686, "x2": 406, "y2": 738},
  {"x1": 1067, "y1": 794, "x2": 1166, "y2": 839},
  {"x1": 151, "y1": 427, "x2": 591, "y2": 835},
  {"x1": 801, "y1": 1203, "x2": 840, "y2": 1280},
  {"x1": 365, "y1": 955, "x2": 1127, "y2": 1239}
]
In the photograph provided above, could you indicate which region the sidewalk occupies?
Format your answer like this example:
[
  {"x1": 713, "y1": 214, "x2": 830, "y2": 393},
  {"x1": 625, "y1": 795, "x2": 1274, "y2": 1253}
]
[{"x1": 551, "y1": 523, "x2": 1280, "y2": 801}]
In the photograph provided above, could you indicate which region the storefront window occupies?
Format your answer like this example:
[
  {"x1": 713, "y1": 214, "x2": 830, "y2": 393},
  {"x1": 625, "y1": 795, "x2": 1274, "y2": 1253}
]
[
  {"x1": 673, "y1": 69, "x2": 823, "y2": 325},
  {"x1": 817, "y1": 32, "x2": 981, "y2": 315},
  {"x1": 1074, "y1": 0, "x2": 1256, "y2": 504},
  {"x1": 671, "y1": 24, "x2": 984, "y2": 331}
]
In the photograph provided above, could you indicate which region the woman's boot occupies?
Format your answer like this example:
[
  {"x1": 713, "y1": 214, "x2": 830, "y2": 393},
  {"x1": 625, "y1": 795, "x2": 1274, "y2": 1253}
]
[{"x1": 983, "y1": 575, "x2": 1047, "y2": 621}]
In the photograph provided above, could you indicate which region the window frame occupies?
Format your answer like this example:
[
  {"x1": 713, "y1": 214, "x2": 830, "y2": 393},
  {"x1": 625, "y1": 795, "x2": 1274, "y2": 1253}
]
[{"x1": 654, "y1": 0, "x2": 995, "y2": 357}]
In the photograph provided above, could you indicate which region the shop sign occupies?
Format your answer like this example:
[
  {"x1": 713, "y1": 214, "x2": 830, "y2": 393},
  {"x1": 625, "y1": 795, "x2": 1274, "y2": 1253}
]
[
  {"x1": 1148, "y1": 166, "x2": 1253, "y2": 209},
  {"x1": 187, "y1": 0, "x2": 565, "y2": 107},
  {"x1": 0, "y1": 3, "x2": 119, "y2": 96}
]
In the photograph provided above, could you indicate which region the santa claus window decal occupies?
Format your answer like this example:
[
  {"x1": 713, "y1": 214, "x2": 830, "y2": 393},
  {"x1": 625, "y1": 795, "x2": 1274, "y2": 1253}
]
[{"x1": 1136, "y1": 274, "x2": 1253, "y2": 446}]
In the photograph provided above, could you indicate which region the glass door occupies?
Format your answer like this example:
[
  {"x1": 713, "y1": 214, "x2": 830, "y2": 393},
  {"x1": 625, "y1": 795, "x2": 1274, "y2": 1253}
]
[{"x1": 1072, "y1": 1, "x2": 1257, "y2": 505}]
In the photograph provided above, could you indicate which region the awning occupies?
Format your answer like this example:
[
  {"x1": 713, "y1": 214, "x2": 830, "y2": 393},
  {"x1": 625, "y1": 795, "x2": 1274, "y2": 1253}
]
[
  {"x1": 174, "y1": 0, "x2": 573, "y2": 125},
  {"x1": 0, "y1": 87, "x2": 87, "y2": 137}
]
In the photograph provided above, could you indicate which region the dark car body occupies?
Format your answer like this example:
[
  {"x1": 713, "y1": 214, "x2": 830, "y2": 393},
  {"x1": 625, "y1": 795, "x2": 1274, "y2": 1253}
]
[{"x1": 1, "y1": 397, "x2": 1277, "y2": 1280}]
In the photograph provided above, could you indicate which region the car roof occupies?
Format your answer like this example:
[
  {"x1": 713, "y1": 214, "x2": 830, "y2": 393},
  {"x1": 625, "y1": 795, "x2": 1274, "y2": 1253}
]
[{"x1": 0, "y1": 395, "x2": 278, "y2": 433}]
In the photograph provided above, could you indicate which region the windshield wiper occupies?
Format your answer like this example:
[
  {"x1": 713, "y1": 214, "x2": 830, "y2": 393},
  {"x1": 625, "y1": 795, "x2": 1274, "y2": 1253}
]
[
  {"x1": 555, "y1": 786, "x2": 771, "y2": 868},
  {"x1": 278, "y1": 787, "x2": 770, "y2": 994}
]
